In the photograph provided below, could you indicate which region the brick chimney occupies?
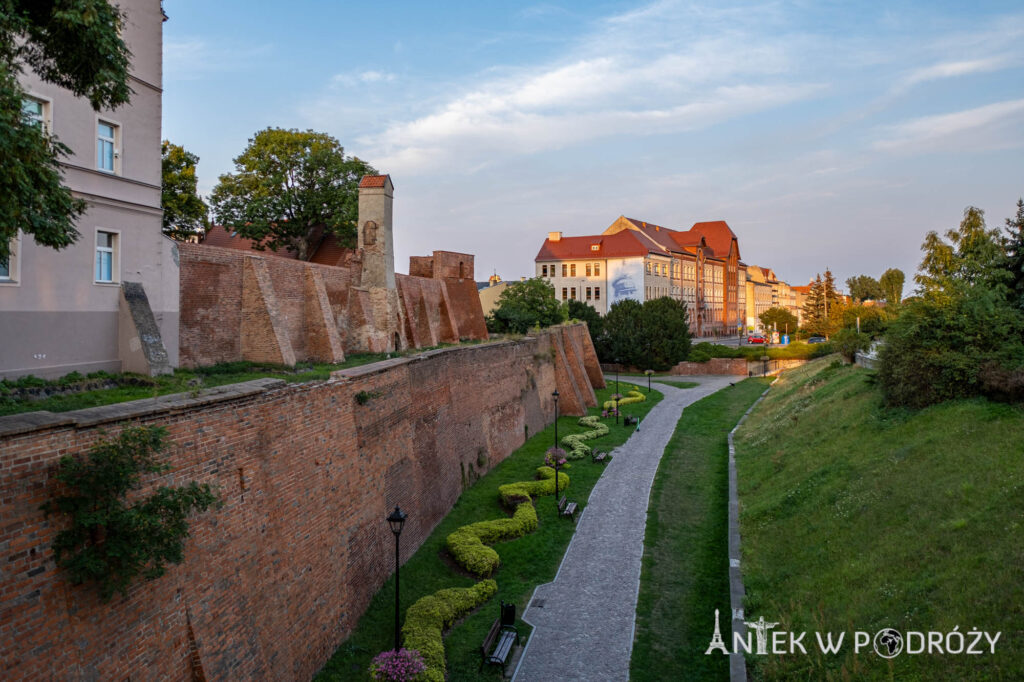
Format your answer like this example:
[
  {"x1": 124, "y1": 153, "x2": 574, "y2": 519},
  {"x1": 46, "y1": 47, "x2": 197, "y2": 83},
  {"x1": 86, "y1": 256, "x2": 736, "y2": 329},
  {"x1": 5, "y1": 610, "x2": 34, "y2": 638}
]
[{"x1": 358, "y1": 175, "x2": 395, "y2": 289}]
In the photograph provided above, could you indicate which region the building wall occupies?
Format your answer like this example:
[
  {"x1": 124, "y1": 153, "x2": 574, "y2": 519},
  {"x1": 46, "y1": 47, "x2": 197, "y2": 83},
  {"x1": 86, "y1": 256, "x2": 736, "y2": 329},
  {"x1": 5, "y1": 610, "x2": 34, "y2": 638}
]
[
  {"x1": 0, "y1": 325, "x2": 602, "y2": 681},
  {"x1": 0, "y1": 0, "x2": 176, "y2": 380}
]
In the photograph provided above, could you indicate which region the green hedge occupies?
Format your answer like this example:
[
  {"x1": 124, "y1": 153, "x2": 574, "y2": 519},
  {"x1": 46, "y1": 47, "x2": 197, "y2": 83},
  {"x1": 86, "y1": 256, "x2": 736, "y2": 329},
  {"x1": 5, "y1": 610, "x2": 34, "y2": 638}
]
[
  {"x1": 446, "y1": 466, "x2": 568, "y2": 577},
  {"x1": 603, "y1": 389, "x2": 646, "y2": 411},
  {"x1": 561, "y1": 415, "x2": 609, "y2": 460},
  {"x1": 401, "y1": 579, "x2": 498, "y2": 682}
]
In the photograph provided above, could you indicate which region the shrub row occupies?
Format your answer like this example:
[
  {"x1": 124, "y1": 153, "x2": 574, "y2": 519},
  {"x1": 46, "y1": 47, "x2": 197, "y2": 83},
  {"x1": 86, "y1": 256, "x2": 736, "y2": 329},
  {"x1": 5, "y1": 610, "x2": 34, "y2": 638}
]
[
  {"x1": 445, "y1": 501, "x2": 539, "y2": 577},
  {"x1": 561, "y1": 416, "x2": 609, "y2": 460},
  {"x1": 497, "y1": 465, "x2": 569, "y2": 507},
  {"x1": 603, "y1": 389, "x2": 646, "y2": 411},
  {"x1": 401, "y1": 579, "x2": 498, "y2": 682}
]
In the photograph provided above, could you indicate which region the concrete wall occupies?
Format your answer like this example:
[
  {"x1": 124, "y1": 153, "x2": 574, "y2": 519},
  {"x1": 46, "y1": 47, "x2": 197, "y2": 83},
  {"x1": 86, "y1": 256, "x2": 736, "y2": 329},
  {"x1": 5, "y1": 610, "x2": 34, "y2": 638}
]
[{"x1": 0, "y1": 325, "x2": 600, "y2": 681}]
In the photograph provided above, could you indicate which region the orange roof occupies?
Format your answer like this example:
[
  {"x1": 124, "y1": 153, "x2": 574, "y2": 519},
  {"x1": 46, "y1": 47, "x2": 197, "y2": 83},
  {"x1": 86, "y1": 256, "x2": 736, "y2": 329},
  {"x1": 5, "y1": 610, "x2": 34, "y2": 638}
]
[
  {"x1": 535, "y1": 230, "x2": 651, "y2": 261},
  {"x1": 689, "y1": 220, "x2": 738, "y2": 259},
  {"x1": 201, "y1": 225, "x2": 299, "y2": 259},
  {"x1": 359, "y1": 174, "x2": 390, "y2": 188}
]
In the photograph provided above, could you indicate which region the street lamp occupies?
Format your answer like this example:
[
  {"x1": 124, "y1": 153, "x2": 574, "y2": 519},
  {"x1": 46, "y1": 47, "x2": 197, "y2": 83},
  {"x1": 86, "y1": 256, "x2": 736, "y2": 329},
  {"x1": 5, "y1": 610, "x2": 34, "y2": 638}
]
[
  {"x1": 552, "y1": 390, "x2": 560, "y2": 508},
  {"x1": 614, "y1": 394, "x2": 619, "y2": 425},
  {"x1": 615, "y1": 358, "x2": 620, "y2": 395},
  {"x1": 387, "y1": 506, "x2": 408, "y2": 652}
]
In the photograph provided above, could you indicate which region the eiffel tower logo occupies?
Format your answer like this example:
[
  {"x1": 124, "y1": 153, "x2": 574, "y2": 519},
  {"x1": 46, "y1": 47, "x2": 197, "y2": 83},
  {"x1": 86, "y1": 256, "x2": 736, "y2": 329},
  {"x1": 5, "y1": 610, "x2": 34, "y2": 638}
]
[{"x1": 705, "y1": 609, "x2": 729, "y2": 655}]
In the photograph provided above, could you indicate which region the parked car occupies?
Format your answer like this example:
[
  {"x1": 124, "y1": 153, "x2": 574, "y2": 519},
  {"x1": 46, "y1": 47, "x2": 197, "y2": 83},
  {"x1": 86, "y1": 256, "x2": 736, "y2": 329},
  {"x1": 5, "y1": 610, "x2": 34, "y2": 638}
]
[
  {"x1": 747, "y1": 334, "x2": 767, "y2": 344},
  {"x1": 807, "y1": 336, "x2": 827, "y2": 344}
]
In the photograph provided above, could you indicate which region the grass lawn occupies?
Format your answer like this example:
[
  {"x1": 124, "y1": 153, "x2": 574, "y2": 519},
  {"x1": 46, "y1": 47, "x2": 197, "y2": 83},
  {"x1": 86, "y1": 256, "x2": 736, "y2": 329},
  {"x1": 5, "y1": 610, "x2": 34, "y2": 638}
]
[
  {"x1": 653, "y1": 379, "x2": 700, "y2": 389},
  {"x1": 0, "y1": 341, "x2": 489, "y2": 416},
  {"x1": 631, "y1": 378, "x2": 771, "y2": 681},
  {"x1": 315, "y1": 383, "x2": 663, "y2": 681},
  {"x1": 734, "y1": 358, "x2": 1024, "y2": 681}
]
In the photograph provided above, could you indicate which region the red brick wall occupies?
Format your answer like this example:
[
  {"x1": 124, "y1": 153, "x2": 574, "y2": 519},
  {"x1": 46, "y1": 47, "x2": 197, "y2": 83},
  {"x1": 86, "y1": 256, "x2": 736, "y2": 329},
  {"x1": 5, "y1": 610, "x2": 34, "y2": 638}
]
[
  {"x1": 0, "y1": 325, "x2": 598, "y2": 681},
  {"x1": 669, "y1": 358, "x2": 748, "y2": 375}
]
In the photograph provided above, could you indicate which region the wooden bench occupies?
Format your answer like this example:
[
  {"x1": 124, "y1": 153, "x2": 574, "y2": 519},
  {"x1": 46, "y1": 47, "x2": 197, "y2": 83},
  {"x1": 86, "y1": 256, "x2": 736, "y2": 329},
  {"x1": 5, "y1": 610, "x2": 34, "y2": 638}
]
[
  {"x1": 479, "y1": 616, "x2": 519, "y2": 675},
  {"x1": 591, "y1": 449, "x2": 609, "y2": 464},
  {"x1": 558, "y1": 495, "x2": 578, "y2": 522}
]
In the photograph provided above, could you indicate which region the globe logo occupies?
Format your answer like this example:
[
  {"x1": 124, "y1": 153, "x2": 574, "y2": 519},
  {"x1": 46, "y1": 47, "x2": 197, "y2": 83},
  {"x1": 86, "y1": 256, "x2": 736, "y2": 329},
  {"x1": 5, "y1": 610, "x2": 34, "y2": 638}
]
[{"x1": 873, "y1": 628, "x2": 904, "y2": 658}]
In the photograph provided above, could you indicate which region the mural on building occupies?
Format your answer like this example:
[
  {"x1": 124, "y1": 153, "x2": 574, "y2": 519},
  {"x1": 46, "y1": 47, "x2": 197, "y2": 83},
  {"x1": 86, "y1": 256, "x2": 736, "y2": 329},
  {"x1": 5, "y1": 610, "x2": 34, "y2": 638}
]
[{"x1": 607, "y1": 257, "x2": 642, "y2": 304}]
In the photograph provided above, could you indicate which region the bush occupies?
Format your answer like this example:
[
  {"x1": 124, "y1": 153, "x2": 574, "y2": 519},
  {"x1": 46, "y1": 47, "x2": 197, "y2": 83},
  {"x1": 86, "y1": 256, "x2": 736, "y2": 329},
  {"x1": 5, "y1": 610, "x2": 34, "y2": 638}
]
[
  {"x1": 402, "y1": 580, "x2": 498, "y2": 682},
  {"x1": 603, "y1": 389, "x2": 646, "y2": 411},
  {"x1": 687, "y1": 349, "x2": 711, "y2": 363},
  {"x1": 497, "y1": 466, "x2": 568, "y2": 507},
  {"x1": 832, "y1": 328, "x2": 871, "y2": 363},
  {"x1": 690, "y1": 342, "x2": 745, "y2": 360},
  {"x1": 369, "y1": 648, "x2": 427, "y2": 682},
  {"x1": 560, "y1": 415, "x2": 609, "y2": 460},
  {"x1": 445, "y1": 502, "x2": 539, "y2": 577}
]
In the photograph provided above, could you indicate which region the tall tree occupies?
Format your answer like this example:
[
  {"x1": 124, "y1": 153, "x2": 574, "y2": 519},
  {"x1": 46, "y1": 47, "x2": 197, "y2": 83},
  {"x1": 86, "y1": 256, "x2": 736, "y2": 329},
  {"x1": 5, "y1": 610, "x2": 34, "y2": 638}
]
[
  {"x1": 915, "y1": 206, "x2": 1007, "y2": 301},
  {"x1": 822, "y1": 269, "x2": 841, "y2": 319},
  {"x1": 486, "y1": 277, "x2": 565, "y2": 334},
  {"x1": 845, "y1": 274, "x2": 883, "y2": 302},
  {"x1": 0, "y1": 0, "x2": 131, "y2": 267},
  {"x1": 161, "y1": 141, "x2": 208, "y2": 240},
  {"x1": 603, "y1": 299, "x2": 644, "y2": 366},
  {"x1": 1005, "y1": 197, "x2": 1024, "y2": 309},
  {"x1": 210, "y1": 128, "x2": 376, "y2": 261},
  {"x1": 801, "y1": 274, "x2": 825, "y2": 331},
  {"x1": 639, "y1": 297, "x2": 691, "y2": 370},
  {"x1": 879, "y1": 268, "x2": 905, "y2": 308},
  {"x1": 759, "y1": 306, "x2": 798, "y2": 333}
]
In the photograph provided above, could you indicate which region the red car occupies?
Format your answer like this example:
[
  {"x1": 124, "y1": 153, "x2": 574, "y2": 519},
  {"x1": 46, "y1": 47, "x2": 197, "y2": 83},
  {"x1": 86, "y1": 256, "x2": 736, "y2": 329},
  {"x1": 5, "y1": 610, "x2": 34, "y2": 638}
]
[{"x1": 747, "y1": 334, "x2": 767, "y2": 344}]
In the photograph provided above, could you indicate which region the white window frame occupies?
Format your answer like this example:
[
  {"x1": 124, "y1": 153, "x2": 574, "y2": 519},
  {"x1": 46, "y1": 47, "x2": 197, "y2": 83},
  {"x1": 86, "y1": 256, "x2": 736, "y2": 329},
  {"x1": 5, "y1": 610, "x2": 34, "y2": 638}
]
[
  {"x1": 94, "y1": 228, "x2": 120, "y2": 284},
  {"x1": 22, "y1": 93, "x2": 52, "y2": 133},
  {"x1": 96, "y1": 117, "x2": 122, "y2": 174},
  {"x1": 1, "y1": 233, "x2": 21, "y2": 286}
]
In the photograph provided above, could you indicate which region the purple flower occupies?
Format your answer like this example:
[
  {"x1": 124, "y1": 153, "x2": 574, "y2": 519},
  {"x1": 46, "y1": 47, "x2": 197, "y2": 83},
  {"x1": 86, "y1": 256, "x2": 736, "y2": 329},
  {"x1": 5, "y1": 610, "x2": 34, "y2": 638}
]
[{"x1": 369, "y1": 648, "x2": 426, "y2": 682}]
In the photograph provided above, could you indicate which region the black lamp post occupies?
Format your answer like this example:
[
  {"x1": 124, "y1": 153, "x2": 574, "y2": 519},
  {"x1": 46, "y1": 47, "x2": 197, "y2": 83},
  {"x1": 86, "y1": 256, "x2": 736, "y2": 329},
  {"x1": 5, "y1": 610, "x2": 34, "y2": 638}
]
[
  {"x1": 552, "y1": 389, "x2": 560, "y2": 507},
  {"x1": 614, "y1": 394, "x2": 619, "y2": 425},
  {"x1": 647, "y1": 370, "x2": 652, "y2": 393},
  {"x1": 615, "y1": 360, "x2": 620, "y2": 395},
  {"x1": 387, "y1": 506, "x2": 408, "y2": 652}
]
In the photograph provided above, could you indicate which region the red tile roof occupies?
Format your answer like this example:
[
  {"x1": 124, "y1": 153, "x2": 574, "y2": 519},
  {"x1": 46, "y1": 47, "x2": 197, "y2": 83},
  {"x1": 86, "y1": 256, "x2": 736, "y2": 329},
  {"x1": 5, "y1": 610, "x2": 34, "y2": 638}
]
[
  {"x1": 689, "y1": 221, "x2": 738, "y2": 259},
  {"x1": 535, "y1": 230, "x2": 651, "y2": 261},
  {"x1": 359, "y1": 174, "x2": 390, "y2": 188},
  {"x1": 201, "y1": 225, "x2": 299, "y2": 259}
]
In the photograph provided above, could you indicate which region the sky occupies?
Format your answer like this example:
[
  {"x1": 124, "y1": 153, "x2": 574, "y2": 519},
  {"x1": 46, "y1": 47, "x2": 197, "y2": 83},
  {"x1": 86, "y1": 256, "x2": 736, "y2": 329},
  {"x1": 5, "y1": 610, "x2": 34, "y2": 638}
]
[{"x1": 161, "y1": 0, "x2": 1024, "y2": 295}]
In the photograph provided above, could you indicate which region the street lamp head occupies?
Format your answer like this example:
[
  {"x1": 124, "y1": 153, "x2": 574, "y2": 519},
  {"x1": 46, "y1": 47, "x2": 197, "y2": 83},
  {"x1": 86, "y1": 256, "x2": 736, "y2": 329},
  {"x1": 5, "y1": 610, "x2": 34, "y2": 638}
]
[
  {"x1": 552, "y1": 389, "x2": 559, "y2": 403},
  {"x1": 387, "y1": 506, "x2": 407, "y2": 536}
]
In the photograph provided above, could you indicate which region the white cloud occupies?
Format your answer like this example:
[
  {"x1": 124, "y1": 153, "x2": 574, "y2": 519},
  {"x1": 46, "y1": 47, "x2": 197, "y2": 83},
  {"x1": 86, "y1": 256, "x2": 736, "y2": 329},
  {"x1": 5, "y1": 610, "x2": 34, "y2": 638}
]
[
  {"x1": 873, "y1": 98, "x2": 1024, "y2": 150},
  {"x1": 901, "y1": 56, "x2": 1012, "y2": 88},
  {"x1": 331, "y1": 70, "x2": 397, "y2": 87}
]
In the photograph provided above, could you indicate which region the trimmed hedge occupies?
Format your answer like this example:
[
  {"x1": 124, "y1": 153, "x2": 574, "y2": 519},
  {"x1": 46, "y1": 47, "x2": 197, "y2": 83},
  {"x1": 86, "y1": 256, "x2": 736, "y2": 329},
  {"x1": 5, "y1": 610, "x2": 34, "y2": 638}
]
[
  {"x1": 603, "y1": 388, "x2": 646, "y2": 411},
  {"x1": 447, "y1": 467, "x2": 568, "y2": 577},
  {"x1": 401, "y1": 579, "x2": 498, "y2": 682},
  {"x1": 561, "y1": 415, "x2": 609, "y2": 460}
]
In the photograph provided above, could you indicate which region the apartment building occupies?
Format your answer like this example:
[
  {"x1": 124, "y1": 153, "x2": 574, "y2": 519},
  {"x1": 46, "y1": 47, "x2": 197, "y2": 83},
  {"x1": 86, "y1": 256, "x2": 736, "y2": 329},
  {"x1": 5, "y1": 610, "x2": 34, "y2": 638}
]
[
  {"x1": 534, "y1": 216, "x2": 744, "y2": 336},
  {"x1": 0, "y1": 1, "x2": 177, "y2": 379}
]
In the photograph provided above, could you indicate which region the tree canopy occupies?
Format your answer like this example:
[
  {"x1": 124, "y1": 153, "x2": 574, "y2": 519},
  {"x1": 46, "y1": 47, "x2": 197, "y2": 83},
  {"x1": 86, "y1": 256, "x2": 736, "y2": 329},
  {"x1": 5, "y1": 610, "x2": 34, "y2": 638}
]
[
  {"x1": 1, "y1": 0, "x2": 131, "y2": 266},
  {"x1": 845, "y1": 274, "x2": 883, "y2": 302},
  {"x1": 759, "y1": 306, "x2": 798, "y2": 334},
  {"x1": 600, "y1": 297, "x2": 691, "y2": 370},
  {"x1": 1005, "y1": 198, "x2": 1024, "y2": 309},
  {"x1": 801, "y1": 270, "x2": 843, "y2": 337},
  {"x1": 161, "y1": 141, "x2": 208, "y2": 240},
  {"x1": 915, "y1": 207, "x2": 1008, "y2": 301},
  {"x1": 210, "y1": 128, "x2": 376, "y2": 261},
  {"x1": 879, "y1": 268, "x2": 905, "y2": 308},
  {"x1": 486, "y1": 277, "x2": 566, "y2": 333}
]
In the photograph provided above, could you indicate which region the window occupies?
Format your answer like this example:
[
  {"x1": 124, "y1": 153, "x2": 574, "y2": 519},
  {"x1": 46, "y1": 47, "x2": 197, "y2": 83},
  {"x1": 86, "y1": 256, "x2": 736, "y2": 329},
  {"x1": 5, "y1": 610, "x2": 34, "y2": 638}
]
[
  {"x1": 0, "y1": 234, "x2": 18, "y2": 283},
  {"x1": 590, "y1": 244, "x2": 600, "y2": 252},
  {"x1": 97, "y1": 121, "x2": 118, "y2": 172},
  {"x1": 95, "y1": 231, "x2": 117, "y2": 282},
  {"x1": 570, "y1": 264, "x2": 576, "y2": 277},
  {"x1": 594, "y1": 287, "x2": 600, "y2": 300},
  {"x1": 562, "y1": 264, "x2": 567, "y2": 277},
  {"x1": 594, "y1": 263, "x2": 601, "y2": 276},
  {"x1": 570, "y1": 287, "x2": 576, "y2": 300},
  {"x1": 23, "y1": 97, "x2": 48, "y2": 131},
  {"x1": 585, "y1": 263, "x2": 591, "y2": 277},
  {"x1": 586, "y1": 287, "x2": 592, "y2": 300},
  {"x1": 542, "y1": 264, "x2": 547, "y2": 276},
  {"x1": 562, "y1": 287, "x2": 568, "y2": 301},
  {"x1": 645, "y1": 261, "x2": 651, "y2": 274},
  {"x1": 662, "y1": 264, "x2": 667, "y2": 277}
]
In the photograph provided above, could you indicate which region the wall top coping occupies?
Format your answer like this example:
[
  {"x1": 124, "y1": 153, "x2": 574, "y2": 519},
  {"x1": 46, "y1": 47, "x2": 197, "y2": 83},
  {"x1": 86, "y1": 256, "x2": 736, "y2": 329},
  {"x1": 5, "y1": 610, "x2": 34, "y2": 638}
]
[{"x1": 0, "y1": 378, "x2": 285, "y2": 439}]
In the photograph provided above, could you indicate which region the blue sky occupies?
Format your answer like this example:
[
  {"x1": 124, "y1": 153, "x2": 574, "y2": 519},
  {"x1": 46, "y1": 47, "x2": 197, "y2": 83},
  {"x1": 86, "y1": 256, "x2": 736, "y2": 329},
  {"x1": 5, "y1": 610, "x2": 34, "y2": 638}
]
[{"x1": 162, "y1": 0, "x2": 1024, "y2": 294}]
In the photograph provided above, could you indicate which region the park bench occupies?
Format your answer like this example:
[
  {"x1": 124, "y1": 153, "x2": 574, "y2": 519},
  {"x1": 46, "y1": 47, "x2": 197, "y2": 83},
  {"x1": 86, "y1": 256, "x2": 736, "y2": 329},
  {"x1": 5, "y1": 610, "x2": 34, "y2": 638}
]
[
  {"x1": 591, "y1": 449, "x2": 609, "y2": 464},
  {"x1": 480, "y1": 601, "x2": 519, "y2": 675},
  {"x1": 558, "y1": 495, "x2": 578, "y2": 522}
]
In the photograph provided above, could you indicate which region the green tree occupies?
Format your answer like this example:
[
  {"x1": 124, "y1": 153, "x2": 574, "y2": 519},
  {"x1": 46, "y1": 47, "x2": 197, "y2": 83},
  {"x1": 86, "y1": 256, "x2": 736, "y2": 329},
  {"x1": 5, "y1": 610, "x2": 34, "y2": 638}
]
[
  {"x1": 210, "y1": 128, "x2": 376, "y2": 260},
  {"x1": 845, "y1": 274, "x2": 883, "y2": 302},
  {"x1": 639, "y1": 297, "x2": 691, "y2": 371},
  {"x1": 759, "y1": 306, "x2": 798, "y2": 334},
  {"x1": 567, "y1": 298, "x2": 604, "y2": 351},
  {"x1": 1, "y1": 0, "x2": 131, "y2": 267},
  {"x1": 879, "y1": 268, "x2": 905, "y2": 308},
  {"x1": 603, "y1": 299, "x2": 644, "y2": 366},
  {"x1": 487, "y1": 277, "x2": 565, "y2": 333},
  {"x1": 915, "y1": 207, "x2": 1008, "y2": 301},
  {"x1": 1005, "y1": 197, "x2": 1024, "y2": 309},
  {"x1": 161, "y1": 141, "x2": 208, "y2": 240},
  {"x1": 801, "y1": 275, "x2": 825, "y2": 333},
  {"x1": 841, "y1": 304, "x2": 888, "y2": 336}
]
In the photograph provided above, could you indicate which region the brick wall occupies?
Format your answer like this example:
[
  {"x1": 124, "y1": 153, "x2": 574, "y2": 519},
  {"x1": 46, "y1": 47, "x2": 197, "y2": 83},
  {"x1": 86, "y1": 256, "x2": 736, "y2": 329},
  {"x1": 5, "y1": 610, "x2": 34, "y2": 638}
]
[
  {"x1": 669, "y1": 357, "x2": 749, "y2": 375},
  {"x1": 0, "y1": 325, "x2": 599, "y2": 681}
]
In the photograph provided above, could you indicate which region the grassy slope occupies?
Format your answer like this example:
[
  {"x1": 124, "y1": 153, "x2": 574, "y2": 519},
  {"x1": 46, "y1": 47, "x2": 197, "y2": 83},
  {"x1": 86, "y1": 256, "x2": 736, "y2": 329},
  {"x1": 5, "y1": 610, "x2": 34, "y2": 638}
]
[
  {"x1": 631, "y1": 379, "x2": 772, "y2": 681},
  {"x1": 735, "y1": 358, "x2": 1024, "y2": 681},
  {"x1": 316, "y1": 383, "x2": 663, "y2": 681}
]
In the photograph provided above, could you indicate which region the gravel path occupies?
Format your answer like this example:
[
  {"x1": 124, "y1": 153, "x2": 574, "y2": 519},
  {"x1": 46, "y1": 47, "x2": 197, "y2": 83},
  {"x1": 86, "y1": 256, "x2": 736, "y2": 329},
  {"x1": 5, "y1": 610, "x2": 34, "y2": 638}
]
[{"x1": 512, "y1": 375, "x2": 737, "y2": 681}]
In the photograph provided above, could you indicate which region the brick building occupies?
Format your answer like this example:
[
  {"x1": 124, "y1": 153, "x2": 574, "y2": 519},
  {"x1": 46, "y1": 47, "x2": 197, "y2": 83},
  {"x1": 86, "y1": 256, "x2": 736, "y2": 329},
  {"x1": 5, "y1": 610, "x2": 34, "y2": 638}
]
[{"x1": 534, "y1": 216, "x2": 744, "y2": 336}]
